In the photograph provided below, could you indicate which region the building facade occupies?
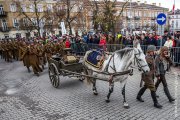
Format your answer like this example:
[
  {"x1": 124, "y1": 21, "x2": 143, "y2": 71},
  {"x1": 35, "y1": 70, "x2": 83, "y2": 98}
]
[
  {"x1": 0, "y1": 0, "x2": 85, "y2": 39},
  {"x1": 169, "y1": 9, "x2": 180, "y2": 32},
  {"x1": 0, "y1": 0, "x2": 59, "y2": 39},
  {"x1": 0, "y1": 0, "x2": 169, "y2": 38},
  {"x1": 85, "y1": 1, "x2": 169, "y2": 34}
]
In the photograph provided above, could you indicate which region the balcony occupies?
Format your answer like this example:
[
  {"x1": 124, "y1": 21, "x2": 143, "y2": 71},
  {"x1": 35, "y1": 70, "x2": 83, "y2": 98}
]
[
  {"x1": 0, "y1": 27, "x2": 10, "y2": 32},
  {"x1": 0, "y1": 11, "x2": 7, "y2": 17},
  {"x1": 134, "y1": 16, "x2": 140, "y2": 20}
]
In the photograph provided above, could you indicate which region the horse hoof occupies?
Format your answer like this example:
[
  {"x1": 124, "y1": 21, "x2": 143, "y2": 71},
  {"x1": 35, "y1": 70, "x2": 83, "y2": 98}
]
[
  {"x1": 106, "y1": 100, "x2": 110, "y2": 103},
  {"x1": 79, "y1": 79, "x2": 84, "y2": 82},
  {"x1": 93, "y1": 92, "x2": 98, "y2": 95},
  {"x1": 123, "y1": 102, "x2": 130, "y2": 109},
  {"x1": 124, "y1": 105, "x2": 130, "y2": 109}
]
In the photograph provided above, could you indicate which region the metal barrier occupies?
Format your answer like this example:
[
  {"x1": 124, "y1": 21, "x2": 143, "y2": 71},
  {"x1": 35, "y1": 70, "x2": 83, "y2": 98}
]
[{"x1": 70, "y1": 43, "x2": 180, "y2": 64}]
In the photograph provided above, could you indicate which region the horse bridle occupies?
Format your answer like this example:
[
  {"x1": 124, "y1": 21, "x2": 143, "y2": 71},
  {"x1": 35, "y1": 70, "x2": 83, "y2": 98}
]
[{"x1": 134, "y1": 49, "x2": 148, "y2": 73}]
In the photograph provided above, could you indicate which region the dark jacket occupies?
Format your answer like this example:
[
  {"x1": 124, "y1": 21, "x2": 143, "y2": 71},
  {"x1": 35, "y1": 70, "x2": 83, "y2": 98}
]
[
  {"x1": 146, "y1": 37, "x2": 157, "y2": 46},
  {"x1": 155, "y1": 55, "x2": 173, "y2": 76},
  {"x1": 141, "y1": 55, "x2": 156, "y2": 91}
]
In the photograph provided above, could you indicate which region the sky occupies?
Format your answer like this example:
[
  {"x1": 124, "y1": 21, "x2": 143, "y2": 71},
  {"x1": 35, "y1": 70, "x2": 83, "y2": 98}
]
[{"x1": 119, "y1": 0, "x2": 180, "y2": 10}]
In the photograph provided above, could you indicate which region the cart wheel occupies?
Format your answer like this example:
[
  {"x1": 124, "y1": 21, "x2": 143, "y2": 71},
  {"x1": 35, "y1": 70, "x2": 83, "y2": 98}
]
[{"x1": 48, "y1": 63, "x2": 60, "y2": 88}]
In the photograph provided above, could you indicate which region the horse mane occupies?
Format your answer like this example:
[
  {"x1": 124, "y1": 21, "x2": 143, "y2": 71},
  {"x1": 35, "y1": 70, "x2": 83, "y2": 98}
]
[{"x1": 115, "y1": 48, "x2": 134, "y2": 59}]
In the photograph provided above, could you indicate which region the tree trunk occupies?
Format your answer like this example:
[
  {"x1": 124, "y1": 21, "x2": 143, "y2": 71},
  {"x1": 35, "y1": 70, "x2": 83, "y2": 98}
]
[{"x1": 67, "y1": 21, "x2": 72, "y2": 35}]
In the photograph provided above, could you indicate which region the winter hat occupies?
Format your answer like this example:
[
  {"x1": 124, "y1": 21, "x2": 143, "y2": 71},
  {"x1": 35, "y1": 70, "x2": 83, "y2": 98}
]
[{"x1": 146, "y1": 45, "x2": 156, "y2": 52}]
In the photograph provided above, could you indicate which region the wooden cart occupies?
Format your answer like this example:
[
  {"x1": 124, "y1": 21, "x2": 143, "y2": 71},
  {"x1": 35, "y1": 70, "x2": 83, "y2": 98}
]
[{"x1": 48, "y1": 54, "x2": 84, "y2": 88}]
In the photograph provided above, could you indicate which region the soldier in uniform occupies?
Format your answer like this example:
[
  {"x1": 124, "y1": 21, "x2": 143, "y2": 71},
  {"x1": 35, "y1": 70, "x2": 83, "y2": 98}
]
[
  {"x1": 35, "y1": 41, "x2": 45, "y2": 70},
  {"x1": 29, "y1": 42, "x2": 42, "y2": 76},
  {"x1": 20, "y1": 41, "x2": 31, "y2": 72},
  {"x1": 12, "y1": 39, "x2": 19, "y2": 61},
  {"x1": 136, "y1": 45, "x2": 162, "y2": 108},
  {"x1": 1, "y1": 40, "x2": 5, "y2": 59},
  {"x1": 155, "y1": 46, "x2": 175, "y2": 102},
  {"x1": 5, "y1": 40, "x2": 13, "y2": 62},
  {"x1": 44, "y1": 41, "x2": 54, "y2": 62}
]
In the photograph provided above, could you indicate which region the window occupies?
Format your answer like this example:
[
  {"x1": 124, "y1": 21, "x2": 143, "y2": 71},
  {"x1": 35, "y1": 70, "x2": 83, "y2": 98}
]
[
  {"x1": 23, "y1": 18, "x2": 29, "y2": 26},
  {"x1": 10, "y1": 4, "x2": 17, "y2": 12},
  {"x1": 171, "y1": 21, "x2": 174, "y2": 28},
  {"x1": 144, "y1": 11, "x2": 147, "y2": 17},
  {"x1": 127, "y1": 10, "x2": 130, "y2": 17},
  {"x1": 151, "y1": 12, "x2": 154, "y2": 18},
  {"x1": 21, "y1": 4, "x2": 26, "y2": 12},
  {"x1": 131, "y1": 11, "x2": 134, "y2": 17},
  {"x1": 135, "y1": 10, "x2": 138, "y2": 16},
  {"x1": 1, "y1": 19, "x2": 8, "y2": 30},
  {"x1": 39, "y1": 19, "x2": 45, "y2": 27},
  {"x1": 29, "y1": 4, "x2": 35, "y2": 12},
  {"x1": 0, "y1": 5, "x2": 4, "y2": 14},
  {"x1": 144, "y1": 21, "x2": 146, "y2": 26},
  {"x1": 31, "y1": 18, "x2": 37, "y2": 26},
  {"x1": 47, "y1": 4, "x2": 53, "y2": 12},
  {"x1": 176, "y1": 20, "x2": 178, "y2": 28},
  {"x1": 139, "y1": 11, "x2": 141, "y2": 17},
  {"x1": 37, "y1": 4, "x2": 43, "y2": 12},
  {"x1": 128, "y1": 22, "x2": 131, "y2": 28},
  {"x1": 12, "y1": 18, "x2": 19, "y2": 27}
]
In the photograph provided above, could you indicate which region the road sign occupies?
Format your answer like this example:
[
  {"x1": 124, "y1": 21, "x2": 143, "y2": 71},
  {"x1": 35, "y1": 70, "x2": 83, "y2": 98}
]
[{"x1": 157, "y1": 13, "x2": 166, "y2": 25}]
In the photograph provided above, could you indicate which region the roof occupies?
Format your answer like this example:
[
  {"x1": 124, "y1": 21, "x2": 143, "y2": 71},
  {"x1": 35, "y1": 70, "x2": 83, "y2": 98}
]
[
  {"x1": 169, "y1": 9, "x2": 180, "y2": 15},
  {"x1": 84, "y1": 1, "x2": 169, "y2": 11}
]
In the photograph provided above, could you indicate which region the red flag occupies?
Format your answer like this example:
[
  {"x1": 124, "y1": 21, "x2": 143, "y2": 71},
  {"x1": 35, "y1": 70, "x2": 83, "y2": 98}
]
[{"x1": 172, "y1": 4, "x2": 175, "y2": 14}]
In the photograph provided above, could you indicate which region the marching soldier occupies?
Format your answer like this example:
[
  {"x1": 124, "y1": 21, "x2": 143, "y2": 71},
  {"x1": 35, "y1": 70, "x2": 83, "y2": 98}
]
[
  {"x1": 12, "y1": 40, "x2": 19, "y2": 61},
  {"x1": 5, "y1": 40, "x2": 13, "y2": 62},
  {"x1": 44, "y1": 41, "x2": 54, "y2": 62},
  {"x1": 136, "y1": 45, "x2": 162, "y2": 109},
  {"x1": 29, "y1": 42, "x2": 42, "y2": 76},
  {"x1": 20, "y1": 41, "x2": 31, "y2": 72}
]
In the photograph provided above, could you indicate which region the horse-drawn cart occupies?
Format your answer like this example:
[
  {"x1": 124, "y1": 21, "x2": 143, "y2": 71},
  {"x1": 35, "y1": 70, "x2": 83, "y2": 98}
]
[{"x1": 48, "y1": 52, "x2": 85, "y2": 88}]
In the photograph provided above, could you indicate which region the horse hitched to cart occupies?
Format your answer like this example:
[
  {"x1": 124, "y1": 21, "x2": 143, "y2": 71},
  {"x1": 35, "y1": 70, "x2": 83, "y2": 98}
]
[{"x1": 83, "y1": 40, "x2": 150, "y2": 109}]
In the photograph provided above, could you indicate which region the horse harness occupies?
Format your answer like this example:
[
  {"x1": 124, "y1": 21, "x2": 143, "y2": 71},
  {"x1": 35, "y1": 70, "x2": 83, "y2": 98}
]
[{"x1": 134, "y1": 49, "x2": 148, "y2": 73}]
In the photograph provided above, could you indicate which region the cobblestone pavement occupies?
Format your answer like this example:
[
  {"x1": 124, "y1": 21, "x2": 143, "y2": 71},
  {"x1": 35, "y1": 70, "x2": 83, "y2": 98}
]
[{"x1": 0, "y1": 59, "x2": 180, "y2": 120}]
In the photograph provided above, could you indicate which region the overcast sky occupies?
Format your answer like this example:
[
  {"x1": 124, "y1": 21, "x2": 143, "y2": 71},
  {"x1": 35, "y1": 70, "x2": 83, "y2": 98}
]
[{"x1": 119, "y1": 0, "x2": 180, "y2": 10}]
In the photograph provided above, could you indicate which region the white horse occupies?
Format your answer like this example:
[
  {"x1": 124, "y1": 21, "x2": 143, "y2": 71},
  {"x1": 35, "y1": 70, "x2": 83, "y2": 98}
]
[{"x1": 83, "y1": 40, "x2": 150, "y2": 109}]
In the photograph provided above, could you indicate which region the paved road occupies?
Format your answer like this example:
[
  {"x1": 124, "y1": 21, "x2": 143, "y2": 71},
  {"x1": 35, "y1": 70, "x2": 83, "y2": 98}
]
[{"x1": 0, "y1": 59, "x2": 180, "y2": 120}]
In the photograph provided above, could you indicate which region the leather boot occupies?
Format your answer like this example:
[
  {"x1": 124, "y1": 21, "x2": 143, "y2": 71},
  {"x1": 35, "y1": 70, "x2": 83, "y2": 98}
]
[
  {"x1": 27, "y1": 67, "x2": 31, "y2": 73},
  {"x1": 164, "y1": 87, "x2": 175, "y2": 102},
  {"x1": 136, "y1": 87, "x2": 147, "y2": 102},
  {"x1": 151, "y1": 91, "x2": 163, "y2": 109}
]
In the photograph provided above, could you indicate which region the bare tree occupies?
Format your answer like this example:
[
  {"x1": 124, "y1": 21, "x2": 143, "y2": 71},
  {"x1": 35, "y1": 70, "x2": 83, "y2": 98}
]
[
  {"x1": 55, "y1": 0, "x2": 84, "y2": 35},
  {"x1": 87, "y1": 0, "x2": 129, "y2": 34},
  {"x1": 14, "y1": 0, "x2": 50, "y2": 37}
]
